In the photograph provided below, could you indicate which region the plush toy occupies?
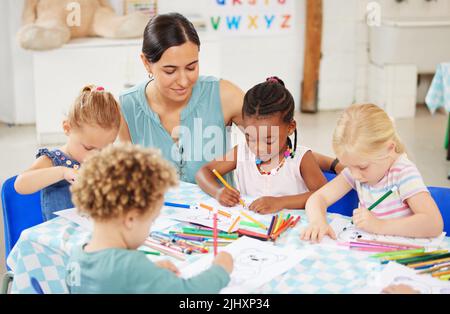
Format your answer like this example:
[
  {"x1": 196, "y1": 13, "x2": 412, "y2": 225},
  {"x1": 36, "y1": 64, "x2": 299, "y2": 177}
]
[{"x1": 18, "y1": 0, "x2": 149, "y2": 51}]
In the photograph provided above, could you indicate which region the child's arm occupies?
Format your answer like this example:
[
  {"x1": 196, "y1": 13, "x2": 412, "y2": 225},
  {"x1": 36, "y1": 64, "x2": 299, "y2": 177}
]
[
  {"x1": 312, "y1": 151, "x2": 345, "y2": 174},
  {"x1": 195, "y1": 146, "x2": 240, "y2": 206},
  {"x1": 14, "y1": 156, "x2": 77, "y2": 194},
  {"x1": 353, "y1": 192, "x2": 443, "y2": 238},
  {"x1": 249, "y1": 151, "x2": 327, "y2": 213},
  {"x1": 300, "y1": 173, "x2": 353, "y2": 242}
]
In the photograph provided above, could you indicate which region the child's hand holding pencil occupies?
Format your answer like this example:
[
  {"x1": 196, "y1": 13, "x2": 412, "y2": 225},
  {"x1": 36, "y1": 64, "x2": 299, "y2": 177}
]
[
  {"x1": 216, "y1": 187, "x2": 241, "y2": 207},
  {"x1": 352, "y1": 207, "x2": 383, "y2": 233}
]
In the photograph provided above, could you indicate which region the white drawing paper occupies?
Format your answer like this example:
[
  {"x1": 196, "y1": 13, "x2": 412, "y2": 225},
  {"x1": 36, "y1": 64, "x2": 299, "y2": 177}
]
[
  {"x1": 180, "y1": 236, "x2": 310, "y2": 293},
  {"x1": 167, "y1": 197, "x2": 274, "y2": 232},
  {"x1": 314, "y1": 216, "x2": 446, "y2": 250},
  {"x1": 55, "y1": 208, "x2": 180, "y2": 232},
  {"x1": 360, "y1": 262, "x2": 450, "y2": 294}
]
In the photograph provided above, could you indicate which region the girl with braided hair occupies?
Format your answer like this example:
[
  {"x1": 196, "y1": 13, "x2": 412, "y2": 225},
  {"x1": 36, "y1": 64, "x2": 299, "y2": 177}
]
[{"x1": 196, "y1": 77, "x2": 328, "y2": 214}]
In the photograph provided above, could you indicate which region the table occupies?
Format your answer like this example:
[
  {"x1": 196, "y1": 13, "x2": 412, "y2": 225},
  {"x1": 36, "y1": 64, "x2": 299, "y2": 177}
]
[{"x1": 7, "y1": 182, "x2": 449, "y2": 294}]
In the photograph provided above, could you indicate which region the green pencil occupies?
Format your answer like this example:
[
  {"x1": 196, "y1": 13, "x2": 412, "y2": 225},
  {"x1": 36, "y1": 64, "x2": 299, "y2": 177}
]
[
  {"x1": 352, "y1": 186, "x2": 398, "y2": 224},
  {"x1": 368, "y1": 186, "x2": 398, "y2": 211},
  {"x1": 239, "y1": 221, "x2": 263, "y2": 229},
  {"x1": 140, "y1": 250, "x2": 161, "y2": 256}
]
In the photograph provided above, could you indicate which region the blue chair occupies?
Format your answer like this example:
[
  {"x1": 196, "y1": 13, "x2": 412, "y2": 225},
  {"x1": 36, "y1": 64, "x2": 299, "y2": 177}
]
[
  {"x1": 429, "y1": 186, "x2": 450, "y2": 234},
  {"x1": 1, "y1": 175, "x2": 43, "y2": 294},
  {"x1": 322, "y1": 171, "x2": 359, "y2": 217},
  {"x1": 1, "y1": 176, "x2": 43, "y2": 262}
]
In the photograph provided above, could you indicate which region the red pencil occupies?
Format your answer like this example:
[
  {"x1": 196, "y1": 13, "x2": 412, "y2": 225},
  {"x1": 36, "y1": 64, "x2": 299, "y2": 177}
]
[
  {"x1": 271, "y1": 217, "x2": 293, "y2": 240},
  {"x1": 213, "y1": 211, "x2": 218, "y2": 256},
  {"x1": 238, "y1": 229, "x2": 270, "y2": 240},
  {"x1": 292, "y1": 216, "x2": 301, "y2": 227}
]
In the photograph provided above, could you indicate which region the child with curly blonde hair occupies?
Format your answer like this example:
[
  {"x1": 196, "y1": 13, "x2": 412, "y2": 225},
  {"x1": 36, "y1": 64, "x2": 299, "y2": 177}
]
[
  {"x1": 67, "y1": 143, "x2": 233, "y2": 294},
  {"x1": 301, "y1": 104, "x2": 443, "y2": 242},
  {"x1": 14, "y1": 85, "x2": 121, "y2": 221}
]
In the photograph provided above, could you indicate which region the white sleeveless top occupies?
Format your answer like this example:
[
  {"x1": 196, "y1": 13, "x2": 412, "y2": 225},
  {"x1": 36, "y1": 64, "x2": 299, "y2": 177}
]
[{"x1": 235, "y1": 143, "x2": 311, "y2": 198}]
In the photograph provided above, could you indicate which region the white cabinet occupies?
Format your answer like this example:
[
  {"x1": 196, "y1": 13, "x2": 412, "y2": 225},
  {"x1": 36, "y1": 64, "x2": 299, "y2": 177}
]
[{"x1": 33, "y1": 35, "x2": 220, "y2": 144}]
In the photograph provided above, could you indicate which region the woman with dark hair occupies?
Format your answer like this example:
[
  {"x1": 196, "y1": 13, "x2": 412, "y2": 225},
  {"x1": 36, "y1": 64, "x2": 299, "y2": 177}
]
[{"x1": 119, "y1": 13, "x2": 342, "y2": 184}]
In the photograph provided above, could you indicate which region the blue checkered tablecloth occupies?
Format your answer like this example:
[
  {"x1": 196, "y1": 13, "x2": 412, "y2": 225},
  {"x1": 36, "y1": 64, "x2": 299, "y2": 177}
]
[
  {"x1": 7, "y1": 181, "x2": 450, "y2": 294},
  {"x1": 426, "y1": 62, "x2": 450, "y2": 113}
]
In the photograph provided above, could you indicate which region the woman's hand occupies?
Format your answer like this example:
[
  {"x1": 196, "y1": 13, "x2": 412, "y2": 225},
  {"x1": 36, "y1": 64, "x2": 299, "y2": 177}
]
[
  {"x1": 155, "y1": 260, "x2": 180, "y2": 276},
  {"x1": 300, "y1": 220, "x2": 336, "y2": 243},
  {"x1": 352, "y1": 207, "x2": 383, "y2": 233},
  {"x1": 249, "y1": 196, "x2": 282, "y2": 214},
  {"x1": 216, "y1": 187, "x2": 241, "y2": 207}
]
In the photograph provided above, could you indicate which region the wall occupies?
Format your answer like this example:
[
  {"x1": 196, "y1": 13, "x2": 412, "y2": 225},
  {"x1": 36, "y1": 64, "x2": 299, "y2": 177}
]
[
  {"x1": 158, "y1": 0, "x2": 306, "y2": 107},
  {"x1": 0, "y1": 0, "x2": 36, "y2": 125},
  {"x1": 319, "y1": 0, "x2": 450, "y2": 110},
  {"x1": 0, "y1": 1, "x2": 15, "y2": 123}
]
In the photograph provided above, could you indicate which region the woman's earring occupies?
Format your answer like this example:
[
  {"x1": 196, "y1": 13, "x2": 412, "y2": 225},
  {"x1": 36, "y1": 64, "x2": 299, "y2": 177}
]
[{"x1": 148, "y1": 73, "x2": 154, "y2": 80}]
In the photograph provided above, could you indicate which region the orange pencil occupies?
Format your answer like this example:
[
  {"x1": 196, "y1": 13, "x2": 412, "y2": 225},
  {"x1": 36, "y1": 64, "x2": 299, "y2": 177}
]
[{"x1": 199, "y1": 203, "x2": 232, "y2": 218}]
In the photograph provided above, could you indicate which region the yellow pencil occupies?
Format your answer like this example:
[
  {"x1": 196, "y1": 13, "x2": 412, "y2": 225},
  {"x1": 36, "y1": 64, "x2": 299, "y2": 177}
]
[
  {"x1": 227, "y1": 216, "x2": 241, "y2": 233},
  {"x1": 212, "y1": 169, "x2": 248, "y2": 208},
  {"x1": 240, "y1": 211, "x2": 268, "y2": 230}
]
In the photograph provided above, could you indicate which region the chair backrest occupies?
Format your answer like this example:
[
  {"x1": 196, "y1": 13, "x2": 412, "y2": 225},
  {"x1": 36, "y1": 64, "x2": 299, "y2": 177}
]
[
  {"x1": 322, "y1": 171, "x2": 359, "y2": 217},
  {"x1": 1, "y1": 176, "x2": 43, "y2": 259},
  {"x1": 428, "y1": 186, "x2": 450, "y2": 234}
]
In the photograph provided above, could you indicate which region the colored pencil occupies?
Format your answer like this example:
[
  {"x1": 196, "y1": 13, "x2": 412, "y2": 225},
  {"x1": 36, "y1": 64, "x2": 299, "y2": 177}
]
[
  {"x1": 350, "y1": 246, "x2": 397, "y2": 253},
  {"x1": 164, "y1": 202, "x2": 191, "y2": 209},
  {"x1": 292, "y1": 216, "x2": 301, "y2": 227},
  {"x1": 168, "y1": 233, "x2": 207, "y2": 242},
  {"x1": 439, "y1": 274, "x2": 450, "y2": 280},
  {"x1": 212, "y1": 168, "x2": 248, "y2": 208},
  {"x1": 181, "y1": 227, "x2": 237, "y2": 236},
  {"x1": 357, "y1": 239, "x2": 423, "y2": 250},
  {"x1": 432, "y1": 270, "x2": 450, "y2": 277},
  {"x1": 418, "y1": 263, "x2": 450, "y2": 274},
  {"x1": 240, "y1": 211, "x2": 268, "y2": 230},
  {"x1": 267, "y1": 216, "x2": 276, "y2": 236},
  {"x1": 147, "y1": 238, "x2": 193, "y2": 255},
  {"x1": 351, "y1": 187, "x2": 397, "y2": 224},
  {"x1": 180, "y1": 228, "x2": 239, "y2": 239},
  {"x1": 140, "y1": 248, "x2": 161, "y2": 256},
  {"x1": 227, "y1": 216, "x2": 241, "y2": 233},
  {"x1": 240, "y1": 220, "x2": 262, "y2": 229},
  {"x1": 271, "y1": 217, "x2": 294, "y2": 240},
  {"x1": 369, "y1": 187, "x2": 398, "y2": 210},
  {"x1": 144, "y1": 239, "x2": 186, "y2": 261},
  {"x1": 270, "y1": 215, "x2": 278, "y2": 236},
  {"x1": 371, "y1": 248, "x2": 425, "y2": 258},
  {"x1": 199, "y1": 203, "x2": 232, "y2": 218},
  {"x1": 397, "y1": 252, "x2": 450, "y2": 265},
  {"x1": 380, "y1": 250, "x2": 448, "y2": 261},
  {"x1": 407, "y1": 257, "x2": 450, "y2": 268},
  {"x1": 238, "y1": 228, "x2": 270, "y2": 241},
  {"x1": 213, "y1": 211, "x2": 218, "y2": 256}
]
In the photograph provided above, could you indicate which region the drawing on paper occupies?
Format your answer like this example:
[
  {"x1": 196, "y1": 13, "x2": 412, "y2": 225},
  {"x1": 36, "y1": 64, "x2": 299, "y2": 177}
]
[{"x1": 230, "y1": 248, "x2": 288, "y2": 285}]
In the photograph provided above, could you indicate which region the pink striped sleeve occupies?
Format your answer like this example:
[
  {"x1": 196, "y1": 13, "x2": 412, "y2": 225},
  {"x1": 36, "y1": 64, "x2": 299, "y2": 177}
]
[
  {"x1": 396, "y1": 164, "x2": 429, "y2": 202},
  {"x1": 341, "y1": 167, "x2": 356, "y2": 189}
]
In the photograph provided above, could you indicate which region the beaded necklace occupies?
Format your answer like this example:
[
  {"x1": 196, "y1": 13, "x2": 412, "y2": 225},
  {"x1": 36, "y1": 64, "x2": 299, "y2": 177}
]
[{"x1": 255, "y1": 146, "x2": 294, "y2": 175}]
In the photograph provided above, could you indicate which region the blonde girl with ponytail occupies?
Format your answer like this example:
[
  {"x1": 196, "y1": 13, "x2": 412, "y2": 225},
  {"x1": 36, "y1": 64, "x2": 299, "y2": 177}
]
[
  {"x1": 301, "y1": 104, "x2": 443, "y2": 242},
  {"x1": 15, "y1": 85, "x2": 121, "y2": 221}
]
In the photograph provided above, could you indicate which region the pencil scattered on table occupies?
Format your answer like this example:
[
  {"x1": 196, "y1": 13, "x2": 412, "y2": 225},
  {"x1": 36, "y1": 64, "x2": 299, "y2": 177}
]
[{"x1": 361, "y1": 240, "x2": 450, "y2": 281}]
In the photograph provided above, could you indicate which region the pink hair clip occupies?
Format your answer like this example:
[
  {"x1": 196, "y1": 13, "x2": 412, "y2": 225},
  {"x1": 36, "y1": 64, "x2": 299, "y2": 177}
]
[
  {"x1": 266, "y1": 76, "x2": 279, "y2": 83},
  {"x1": 96, "y1": 86, "x2": 105, "y2": 91}
]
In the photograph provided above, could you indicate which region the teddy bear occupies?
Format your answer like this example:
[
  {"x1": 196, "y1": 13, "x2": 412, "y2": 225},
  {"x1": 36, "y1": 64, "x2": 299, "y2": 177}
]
[{"x1": 18, "y1": 0, "x2": 150, "y2": 51}]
